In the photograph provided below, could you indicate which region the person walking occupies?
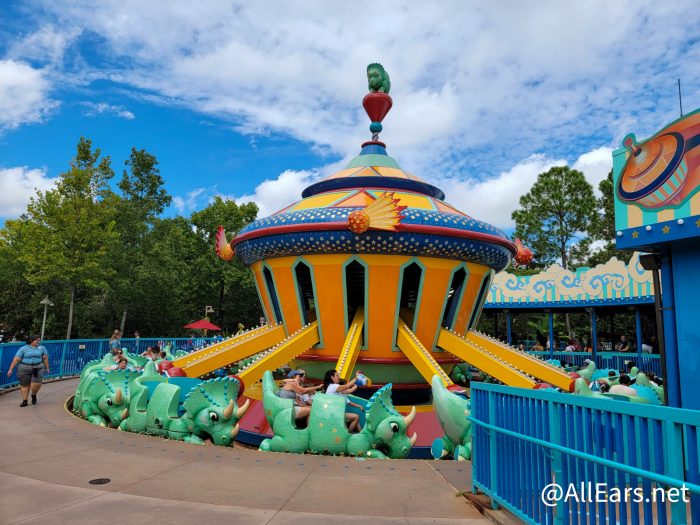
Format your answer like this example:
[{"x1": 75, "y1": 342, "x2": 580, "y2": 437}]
[
  {"x1": 7, "y1": 335, "x2": 50, "y2": 406},
  {"x1": 109, "y1": 329, "x2": 122, "y2": 355}
]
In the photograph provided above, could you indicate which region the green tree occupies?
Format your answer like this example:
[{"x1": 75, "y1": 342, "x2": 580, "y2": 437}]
[
  {"x1": 16, "y1": 138, "x2": 119, "y2": 338},
  {"x1": 512, "y1": 166, "x2": 597, "y2": 270},
  {"x1": 109, "y1": 148, "x2": 172, "y2": 333},
  {"x1": 512, "y1": 166, "x2": 598, "y2": 338},
  {"x1": 587, "y1": 170, "x2": 632, "y2": 266},
  {"x1": 190, "y1": 197, "x2": 260, "y2": 332}
]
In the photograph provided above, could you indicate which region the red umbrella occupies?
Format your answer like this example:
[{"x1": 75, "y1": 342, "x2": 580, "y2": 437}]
[{"x1": 184, "y1": 319, "x2": 222, "y2": 331}]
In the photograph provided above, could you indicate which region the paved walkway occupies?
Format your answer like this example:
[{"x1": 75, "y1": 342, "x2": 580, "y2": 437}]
[{"x1": 0, "y1": 379, "x2": 488, "y2": 524}]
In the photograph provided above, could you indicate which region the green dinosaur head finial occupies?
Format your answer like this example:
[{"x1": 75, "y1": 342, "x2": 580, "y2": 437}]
[{"x1": 367, "y1": 63, "x2": 391, "y2": 94}]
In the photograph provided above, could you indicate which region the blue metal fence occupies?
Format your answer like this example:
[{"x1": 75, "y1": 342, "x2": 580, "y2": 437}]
[
  {"x1": 471, "y1": 383, "x2": 700, "y2": 524},
  {"x1": 528, "y1": 351, "x2": 663, "y2": 377},
  {"x1": 0, "y1": 337, "x2": 215, "y2": 389}
]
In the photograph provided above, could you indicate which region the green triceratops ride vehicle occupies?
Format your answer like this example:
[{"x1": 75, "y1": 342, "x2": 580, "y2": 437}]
[
  {"x1": 430, "y1": 375, "x2": 472, "y2": 461},
  {"x1": 73, "y1": 366, "x2": 137, "y2": 427},
  {"x1": 259, "y1": 370, "x2": 417, "y2": 458},
  {"x1": 73, "y1": 356, "x2": 250, "y2": 446}
]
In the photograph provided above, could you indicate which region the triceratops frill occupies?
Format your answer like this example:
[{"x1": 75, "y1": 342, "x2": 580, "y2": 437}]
[{"x1": 119, "y1": 372, "x2": 249, "y2": 446}]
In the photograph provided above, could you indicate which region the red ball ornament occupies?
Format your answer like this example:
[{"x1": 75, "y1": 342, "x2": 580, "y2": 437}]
[
  {"x1": 166, "y1": 367, "x2": 186, "y2": 377},
  {"x1": 348, "y1": 210, "x2": 370, "y2": 234},
  {"x1": 514, "y1": 238, "x2": 533, "y2": 267},
  {"x1": 534, "y1": 382, "x2": 553, "y2": 389}
]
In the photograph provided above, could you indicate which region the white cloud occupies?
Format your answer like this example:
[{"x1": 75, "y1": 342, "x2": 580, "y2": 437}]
[
  {"x1": 573, "y1": 147, "x2": 613, "y2": 195},
  {"x1": 8, "y1": 25, "x2": 78, "y2": 65},
  {"x1": 227, "y1": 169, "x2": 319, "y2": 218},
  {"x1": 172, "y1": 187, "x2": 206, "y2": 214},
  {"x1": 424, "y1": 145, "x2": 614, "y2": 230},
  {"x1": 0, "y1": 60, "x2": 57, "y2": 130},
  {"x1": 435, "y1": 154, "x2": 567, "y2": 230},
  {"x1": 20, "y1": 1, "x2": 700, "y2": 174},
  {"x1": 0, "y1": 166, "x2": 59, "y2": 218},
  {"x1": 81, "y1": 101, "x2": 135, "y2": 120}
]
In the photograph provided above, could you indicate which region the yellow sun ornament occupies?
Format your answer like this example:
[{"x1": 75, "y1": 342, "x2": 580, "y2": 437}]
[{"x1": 347, "y1": 191, "x2": 406, "y2": 234}]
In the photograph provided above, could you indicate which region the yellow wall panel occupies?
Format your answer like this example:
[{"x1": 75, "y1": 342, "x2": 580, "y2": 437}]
[
  {"x1": 454, "y1": 264, "x2": 488, "y2": 335},
  {"x1": 251, "y1": 262, "x2": 274, "y2": 324},
  {"x1": 364, "y1": 255, "x2": 410, "y2": 357},
  {"x1": 292, "y1": 191, "x2": 350, "y2": 210},
  {"x1": 305, "y1": 255, "x2": 347, "y2": 355},
  {"x1": 265, "y1": 259, "x2": 303, "y2": 334},
  {"x1": 414, "y1": 258, "x2": 460, "y2": 350}
]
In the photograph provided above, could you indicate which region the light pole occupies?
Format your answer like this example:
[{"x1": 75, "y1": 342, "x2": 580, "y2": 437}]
[
  {"x1": 39, "y1": 296, "x2": 54, "y2": 340},
  {"x1": 204, "y1": 306, "x2": 214, "y2": 338}
]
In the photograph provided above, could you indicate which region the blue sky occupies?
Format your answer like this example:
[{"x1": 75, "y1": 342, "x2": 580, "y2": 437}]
[{"x1": 1, "y1": 1, "x2": 699, "y2": 229}]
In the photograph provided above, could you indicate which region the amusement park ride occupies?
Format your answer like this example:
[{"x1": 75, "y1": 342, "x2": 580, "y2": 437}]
[
  {"x1": 70, "y1": 63, "x2": 694, "y2": 466},
  {"x1": 169, "y1": 64, "x2": 574, "y2": 396},
  {"x1": 99, "y1": 62, "x2": 564, "y2": 453}
]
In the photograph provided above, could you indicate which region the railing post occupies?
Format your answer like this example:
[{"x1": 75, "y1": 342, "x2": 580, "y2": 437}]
[
  {"x1": 663, "y1": 420, "x2": 688, "y2": 524},
  {"x1": 488, "y1": 390, "x2": 500, "y2": 510},
  {"x1": 660, "y1": 251, "x2": 681, "y2": 407},
  {"x1": 548, "y1": 398, "x2": 564, "y2": 525},
  {"x1": 590, "y1": 307, "x2": 598, "y2": 364},
  {"x1": 547, "y1": 310, "x2": 555, "y2": 358},
  {"x1": 59, "y1": 342, "x2": 68, "y2": 378},
  {"x1": 505, "y1": 310, "x2": 512, "y2": 346},
  {"x1": 635, "y1": 307, "x2": 643, "y2": 367}
]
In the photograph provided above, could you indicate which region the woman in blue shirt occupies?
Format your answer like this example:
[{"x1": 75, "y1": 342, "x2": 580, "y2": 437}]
[{"x1": 7, "y1": 335, "x2": 50, "y2": 407}]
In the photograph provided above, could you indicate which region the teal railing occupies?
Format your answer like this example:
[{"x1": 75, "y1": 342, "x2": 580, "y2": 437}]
[
  {"x1": 527, "y1": 351, "x2": 662, "y2": 377},
  {"x1": 0, "y1": 337, "x2": 215, "y2": 389},
  {"x1": 470, "y1": 382, "x2": 700, "y2": 524}
]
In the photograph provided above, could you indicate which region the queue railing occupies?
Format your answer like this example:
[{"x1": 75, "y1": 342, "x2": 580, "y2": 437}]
[
  {"x1": 0, "y1": 337, "x2": 214, "y2": 389},
  {"x1": 471, "y1": 382, "x2": 700, "y2": 524}
]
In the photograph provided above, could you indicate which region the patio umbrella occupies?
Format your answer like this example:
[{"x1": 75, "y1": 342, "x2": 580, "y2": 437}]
[{"x1": 184, "y1": 319, "x2": 222, "y2": 331}]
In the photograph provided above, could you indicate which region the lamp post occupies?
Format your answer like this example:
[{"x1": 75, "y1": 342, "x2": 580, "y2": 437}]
[
  {"x1": 39, "y1": 296, "x2": 54, "y2": 340},
  {"x1": 204, "y1": 306, "x2": 214, "y2": 338}
]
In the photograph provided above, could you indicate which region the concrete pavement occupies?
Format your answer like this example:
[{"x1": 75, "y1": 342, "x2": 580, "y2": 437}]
[{"x1": 0, "y1": 379, "x2": 489, "y2": 524}]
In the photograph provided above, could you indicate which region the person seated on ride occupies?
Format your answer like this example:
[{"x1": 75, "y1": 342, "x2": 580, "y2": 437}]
[
  {"x1": 599, "y1": 382, "x2": 611, "y2": 393},
  {"x1": 609, "y1": 374, "x2": 637, "y2": 396},
  {"x1": 337, "y1": 379, "x2": 365, "y2": 413},
  {"x1": 277, "y1": 370, "x2": 322, "y2": 424},
  {"x1": 323, "y1": 369, "x2": 362, "y2": 432},
  {"x1": 646, "y1": 371, "x2": 661, "y2": 387},
  {"x1": 112, "y1": 349, "x2": 125, "y2": 363},
  {"x1": 104, "y1": 357, "x2": 130, "y2": 371}
]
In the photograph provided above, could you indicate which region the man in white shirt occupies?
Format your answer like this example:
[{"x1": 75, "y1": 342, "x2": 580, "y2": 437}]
[{"x1": 609, "y1": 374, "x2": 638, "y2": 397}]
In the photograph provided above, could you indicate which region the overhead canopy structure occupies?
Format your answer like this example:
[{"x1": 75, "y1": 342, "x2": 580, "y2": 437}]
[{"x1": 184, "y1": 319, "x2": 222, "y2": 331}]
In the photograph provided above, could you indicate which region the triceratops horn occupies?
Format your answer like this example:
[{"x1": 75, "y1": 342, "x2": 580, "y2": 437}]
[
  {"x1": 231, "y1": 422, "x2": 240, "y2": 437},
  {"x1": 409, "y1": 432, "x2": 418, "y2": 447},
  {"x1": 222, "y1": 400, "x2": 235, "y2": 421},
  {"x1": 114, "y1": 388, "x2": 123, "y2": 405},
  {"x1": 236, "y1": 398, "x2": 250, "y2": 419},
  {"x1": 403, "y1": 406, "x2": 416, "y2": 427},
  {"x1": 121, "y1": 407, "x2": 129, "y2": 420}
]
